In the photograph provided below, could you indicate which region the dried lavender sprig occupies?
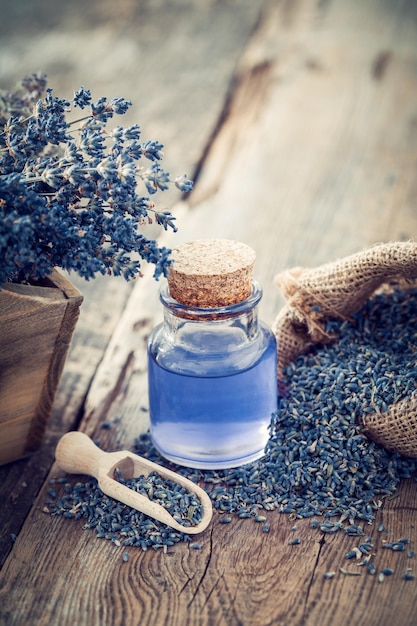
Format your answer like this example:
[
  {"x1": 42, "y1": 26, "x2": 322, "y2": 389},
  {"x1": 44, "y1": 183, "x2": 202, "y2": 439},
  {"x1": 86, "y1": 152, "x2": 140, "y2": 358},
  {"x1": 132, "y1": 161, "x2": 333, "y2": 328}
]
[{"x1": 0, "y1": 75, "x2": 193, "y2": 286}]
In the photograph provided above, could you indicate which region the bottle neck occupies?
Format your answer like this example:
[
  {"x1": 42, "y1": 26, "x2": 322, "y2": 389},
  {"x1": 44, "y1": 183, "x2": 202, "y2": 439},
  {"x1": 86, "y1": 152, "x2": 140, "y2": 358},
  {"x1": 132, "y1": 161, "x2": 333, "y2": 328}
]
[
  {"x1": 160, "y1": 279, "x2": 262, "y2": 318},
  {"x1": 160, "y1": 280, "x2": 262, "y2": 344}
]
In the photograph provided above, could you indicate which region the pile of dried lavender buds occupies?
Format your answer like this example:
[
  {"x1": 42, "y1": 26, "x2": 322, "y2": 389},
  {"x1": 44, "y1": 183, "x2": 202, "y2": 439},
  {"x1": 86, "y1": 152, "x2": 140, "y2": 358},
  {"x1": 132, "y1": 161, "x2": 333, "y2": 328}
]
[{"x1": 45, "y1": 288, "x2": 417, "y2": 577}]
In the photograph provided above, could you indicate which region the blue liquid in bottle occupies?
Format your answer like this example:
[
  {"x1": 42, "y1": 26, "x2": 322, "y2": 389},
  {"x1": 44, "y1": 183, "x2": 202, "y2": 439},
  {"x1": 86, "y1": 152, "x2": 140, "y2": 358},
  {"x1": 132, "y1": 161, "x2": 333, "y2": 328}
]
[{"x1": 147, "y1": 281, "x2": 278, "y2": 469}]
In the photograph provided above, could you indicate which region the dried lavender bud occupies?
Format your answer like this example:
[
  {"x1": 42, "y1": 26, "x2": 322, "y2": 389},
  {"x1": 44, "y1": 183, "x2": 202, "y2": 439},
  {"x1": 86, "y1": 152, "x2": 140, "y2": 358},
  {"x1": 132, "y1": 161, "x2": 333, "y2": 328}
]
[
  {"x1": 47, "y1": 289, "x2": 417, "y2": 553},
  {"x1": 45, "y1": 471, "x2": 204, "y2": 550},
  {"x1": 135, "y1": 288, "x2": 417, "y2": 527}
]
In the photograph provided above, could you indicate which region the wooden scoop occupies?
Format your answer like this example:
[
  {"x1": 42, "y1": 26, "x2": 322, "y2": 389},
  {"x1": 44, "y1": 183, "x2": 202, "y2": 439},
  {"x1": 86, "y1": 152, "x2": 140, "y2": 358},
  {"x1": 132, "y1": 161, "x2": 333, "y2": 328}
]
[{"x1": 55, "y1": 431, "x2": 213, "y2": 535}]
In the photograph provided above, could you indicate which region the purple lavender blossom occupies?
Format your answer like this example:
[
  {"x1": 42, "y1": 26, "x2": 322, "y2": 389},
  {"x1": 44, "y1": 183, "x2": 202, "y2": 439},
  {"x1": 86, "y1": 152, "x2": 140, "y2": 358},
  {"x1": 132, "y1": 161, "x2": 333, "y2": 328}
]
[{"x1": 0, "y1": 74, "x2": 193, "y2": 286}]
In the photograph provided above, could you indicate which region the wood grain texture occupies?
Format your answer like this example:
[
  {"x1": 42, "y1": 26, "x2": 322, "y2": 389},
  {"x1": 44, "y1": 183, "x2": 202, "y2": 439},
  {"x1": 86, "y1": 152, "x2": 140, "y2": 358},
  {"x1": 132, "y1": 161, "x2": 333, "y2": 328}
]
[
  {"x1": 1, "y1": 0, "x2": 417, "y2": 624},
  {"x1": 80, "y1": 0, "x2": 417, "y2": 432},
  {"x1": 1, "y1": 479, "x2": 416, "y2": 626},
  {"x1": 0, "y1": 0, "x2": 263, "y2": 568},
  {"x1": 0, "y1": 270, "x2": 82, "y2": 464}
]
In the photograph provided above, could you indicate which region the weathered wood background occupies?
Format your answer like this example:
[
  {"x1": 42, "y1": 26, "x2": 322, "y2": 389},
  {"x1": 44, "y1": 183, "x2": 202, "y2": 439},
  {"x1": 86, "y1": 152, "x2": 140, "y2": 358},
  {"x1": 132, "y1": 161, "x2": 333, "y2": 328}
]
[{"x1": 1, "y1": 1, "x2": 417, "y2": 624}]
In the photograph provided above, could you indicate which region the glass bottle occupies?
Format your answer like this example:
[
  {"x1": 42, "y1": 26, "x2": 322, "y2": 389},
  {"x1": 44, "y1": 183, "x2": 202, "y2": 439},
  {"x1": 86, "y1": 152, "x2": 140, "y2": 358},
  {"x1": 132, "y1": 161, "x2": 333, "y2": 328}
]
[{"x1": 147, "y1": 240, "x2": 278, "y2": 469}]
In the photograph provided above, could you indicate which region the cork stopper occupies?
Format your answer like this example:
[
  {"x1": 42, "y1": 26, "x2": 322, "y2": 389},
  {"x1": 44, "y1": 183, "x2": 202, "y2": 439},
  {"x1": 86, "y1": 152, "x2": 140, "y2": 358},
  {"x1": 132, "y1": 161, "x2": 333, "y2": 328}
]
[{"x1": 168, "y1": 239, "x2": 256, "y2": 308}]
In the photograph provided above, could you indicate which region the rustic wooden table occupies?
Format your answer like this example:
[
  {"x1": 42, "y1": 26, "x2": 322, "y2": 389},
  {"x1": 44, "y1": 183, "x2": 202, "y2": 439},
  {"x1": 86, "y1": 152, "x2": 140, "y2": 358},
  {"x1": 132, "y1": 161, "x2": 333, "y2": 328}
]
[{"x1": 1, "y1": 1, "x2": 417, "y2": 624}]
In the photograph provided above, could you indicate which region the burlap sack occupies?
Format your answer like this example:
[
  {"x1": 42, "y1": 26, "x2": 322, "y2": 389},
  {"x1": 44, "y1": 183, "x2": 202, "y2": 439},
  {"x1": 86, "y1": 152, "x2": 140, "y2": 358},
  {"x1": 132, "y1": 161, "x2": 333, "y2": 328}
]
[{"x1": 273, "y1": 241, "x2": 417, "y2": 457}]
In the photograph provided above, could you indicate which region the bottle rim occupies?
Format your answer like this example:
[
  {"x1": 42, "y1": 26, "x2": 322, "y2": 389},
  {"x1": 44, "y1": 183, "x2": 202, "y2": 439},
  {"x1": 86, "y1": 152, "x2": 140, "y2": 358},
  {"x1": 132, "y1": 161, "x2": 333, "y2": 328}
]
[{"x1": 159, "y1": 279, "x2": 263, "y2": 319}]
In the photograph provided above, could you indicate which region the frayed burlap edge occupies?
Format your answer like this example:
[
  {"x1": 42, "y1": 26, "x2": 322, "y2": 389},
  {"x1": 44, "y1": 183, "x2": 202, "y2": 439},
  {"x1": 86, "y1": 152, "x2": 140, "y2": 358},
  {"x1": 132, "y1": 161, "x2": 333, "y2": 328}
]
[
  {"x1": 273, "y1": 241, "x2": 417, "y2": 458},
  {"x1": 274, "y1": 241, "x2": 417, "y2": 374},
  {"x1": 362, "y1": 392, "x2": 417, "y2": 458}
]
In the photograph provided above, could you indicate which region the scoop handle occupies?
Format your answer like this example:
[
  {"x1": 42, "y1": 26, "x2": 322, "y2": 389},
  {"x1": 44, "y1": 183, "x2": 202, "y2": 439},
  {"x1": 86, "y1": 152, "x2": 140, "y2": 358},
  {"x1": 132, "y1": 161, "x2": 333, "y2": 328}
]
[{"x1": 55, "y1": 431, "x2": 107, "y2": 478}]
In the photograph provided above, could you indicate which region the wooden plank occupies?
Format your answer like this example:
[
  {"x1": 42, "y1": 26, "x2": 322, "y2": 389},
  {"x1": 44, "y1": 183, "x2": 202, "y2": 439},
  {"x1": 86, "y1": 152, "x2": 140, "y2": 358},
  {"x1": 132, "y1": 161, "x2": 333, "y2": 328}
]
[
  {"x1": 0, "y1": 477, "x2": 416, "y2": 626},
  {"x1": 75, "y1": 0, "x2": 417, "y2": 432},
  {"x1": 0, "y1": 0, "x2": 262, "y2": 191},
  {"x1": 0, "y1": 0, "x2": 264, "y2": 568},
  {"x1": 1, "y1": 0, "x2": 417, "y2": 624}
]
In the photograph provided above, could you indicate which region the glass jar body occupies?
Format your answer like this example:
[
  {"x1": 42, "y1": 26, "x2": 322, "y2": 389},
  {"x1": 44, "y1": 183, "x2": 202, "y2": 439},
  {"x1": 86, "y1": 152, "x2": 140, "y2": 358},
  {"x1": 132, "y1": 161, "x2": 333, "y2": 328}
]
[{"x1": 147, "y1": 281, "x2": 277, "y2": 469}]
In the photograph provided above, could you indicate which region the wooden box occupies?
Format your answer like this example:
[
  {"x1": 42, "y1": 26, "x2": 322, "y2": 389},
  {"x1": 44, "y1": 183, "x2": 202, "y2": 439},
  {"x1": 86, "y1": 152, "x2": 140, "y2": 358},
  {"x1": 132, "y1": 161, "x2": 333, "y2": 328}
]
[{"x1": 0, "y1": 269, "x2": 83, "y2": 465}]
